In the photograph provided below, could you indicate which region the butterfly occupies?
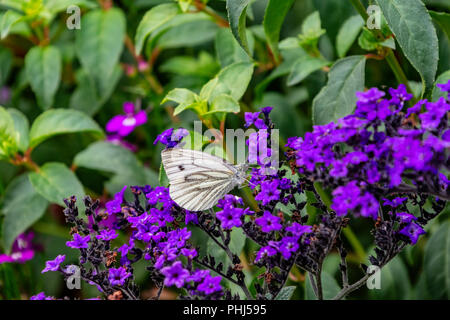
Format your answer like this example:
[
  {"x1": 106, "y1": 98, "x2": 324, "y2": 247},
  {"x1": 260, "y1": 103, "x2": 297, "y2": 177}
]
[{"x1": 161, "y1": 148, "x2": 249, "y2": 211}]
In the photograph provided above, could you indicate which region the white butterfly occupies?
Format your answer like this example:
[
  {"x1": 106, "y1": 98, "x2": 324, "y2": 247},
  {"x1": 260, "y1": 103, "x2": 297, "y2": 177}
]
[{"x1": 161, "y1": 148, "x2": 249, "y2": 211}]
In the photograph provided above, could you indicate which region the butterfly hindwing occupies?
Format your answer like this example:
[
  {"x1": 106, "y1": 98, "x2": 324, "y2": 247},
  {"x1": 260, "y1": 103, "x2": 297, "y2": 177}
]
[{"x1": 161, "y1": 148, "x2": 238, "y2": 211}]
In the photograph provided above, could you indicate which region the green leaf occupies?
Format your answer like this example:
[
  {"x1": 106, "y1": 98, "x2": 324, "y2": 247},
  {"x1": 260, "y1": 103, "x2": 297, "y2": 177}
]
[
  {"x1": 135, "y1": 3, "x2": 179, "y2": 55},
  {"x1": 215, "y1": 28, "x2": 252, "y2": 67},
  {"x1": 7, "y1": 108, "x2": 29, "y2": 152},
  {"x1": 275, "y1": 286, "x2": 296, "y2": 300},
  {"x1": 160, "y1": 52, "x2": 219, "y2": 77},
  {"x1": 73, "y1": 141, "x2": 144, "y2": 179},
  {"x1": 70, "y1": 66, "x2": 123, "y2": 116},
  {"x1": 312, "y1": 0, "x2": 356, "y2": 42},
  {"x1": 159, "y1": 162, "x2": 169, "y2": 187},
  {"x1": 312, "y1": 55, "x2": 366, "y2": 125},
  {"x1": 163, "y1": 88, "x2": 202, "y2": 116},
  {"x1": 424, "y1": 221, "x2": 450, "y2": 299},
  {"x1": 24, "y1": 46, "x2": 62, "y2": 109},
  {"x1": 156, "y1": 19, "x2": 218, "y2": 49},
  {"x1": 432, "y1": 70, "x2": 450, "y2": 101},
  {"x1": 29, "y1": 162, "x2": 84, "y2": 207},
  {"x1": 0, "y1": 10, "x2": 23, "y2": 39},
  {"x1": 369, "y1": 256, "x2": 411, "y2": 299},
  {"x1": 429, "y1": 10, "x2": 450, "y2": 41},
  {"x1": 298, "y1": 11, "x2": 326, "y2": 51},
  {"x1": 1, "y1": 174, "x2": 48, "y2": 253},
  {"x1": 202, "y1": 62, "x2": 254, "y2": 103},
  {"x1": 0, "y1": 106, "x2": 17, "y2": 160},
  {"x1": 263, "y1": 0, "x2": 295, "y2": 63},
  {"x1": 206, "y1": 94, "x2": 240, "y2": 115},
  {"x1": 29, "y1": 109, "x2": 104, "y2": 148},
  {"x1": 376, "y1": 0, "x2": 439, "y2": 93},
  {"x1": 75, "y1": 8, "x2": 125, "y2": 94},
  {"x1": 358, "y1": 27, "x2": 380, "y2": 51},
  {"x1": 226, "y1": 0, "x2": 251, "y2": 53},
  {"x1": 0, "y1": 264, "x2": 20, "y2": 299},
  {"x1": 287, "y1": 56, "x2": 329, "y2": 86},
  {"x1": 305, "y1": 271, "x2": 341, "y2": 300},
  {"x1": 0, "y1": 47, "x2": 13, "y2": 86},
  {"x1": 336, "y1": 15, "x2": 364, "y2": 58}
]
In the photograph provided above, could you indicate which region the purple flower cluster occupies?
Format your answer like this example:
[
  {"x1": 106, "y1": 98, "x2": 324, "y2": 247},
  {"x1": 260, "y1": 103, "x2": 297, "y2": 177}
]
[
  {"x1": 32, "y1": 184, "x2": 223, "y2": 300},
  {"x1": 286, "y1": 82, "x2": 450, "y2": 244}
]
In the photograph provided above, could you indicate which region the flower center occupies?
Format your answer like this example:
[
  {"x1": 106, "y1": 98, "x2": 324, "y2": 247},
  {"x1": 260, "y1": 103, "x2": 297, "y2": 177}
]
[{"x1": 123, "y1": 117, "x2": 137, "y2": 127}]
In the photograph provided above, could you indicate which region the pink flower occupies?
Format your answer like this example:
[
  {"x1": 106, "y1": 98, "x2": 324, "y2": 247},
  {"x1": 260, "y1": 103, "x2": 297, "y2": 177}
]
[{"x1": 106, "y1": 102, "x2": 147, "y2": 136}]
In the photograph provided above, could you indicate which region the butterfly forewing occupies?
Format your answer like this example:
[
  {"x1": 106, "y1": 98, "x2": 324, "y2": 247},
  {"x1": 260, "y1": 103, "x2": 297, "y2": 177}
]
[{"x1": 161, "y1": 148, "x2": 239, "y2": 211}]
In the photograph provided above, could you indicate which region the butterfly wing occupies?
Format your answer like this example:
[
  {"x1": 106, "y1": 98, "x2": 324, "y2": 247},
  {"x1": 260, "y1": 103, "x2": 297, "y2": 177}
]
[{"x1": 161, "y1": 148, "x2": 238, "y2": 211}]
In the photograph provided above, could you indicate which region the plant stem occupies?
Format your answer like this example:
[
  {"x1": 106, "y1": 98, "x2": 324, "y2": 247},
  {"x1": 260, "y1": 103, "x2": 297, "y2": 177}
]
[
  {"x1": 193, "y1": 0, "x2": 229, "y2": 27},
  {"x1": 385, "y1": 50, "x2": 413, "y2": 94}
]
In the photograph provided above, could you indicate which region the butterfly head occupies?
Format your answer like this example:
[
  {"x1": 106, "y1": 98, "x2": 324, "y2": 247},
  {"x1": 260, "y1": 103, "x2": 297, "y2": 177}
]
[{"x1": 233, "y1": 163, "x2": 250, "y2": 186}]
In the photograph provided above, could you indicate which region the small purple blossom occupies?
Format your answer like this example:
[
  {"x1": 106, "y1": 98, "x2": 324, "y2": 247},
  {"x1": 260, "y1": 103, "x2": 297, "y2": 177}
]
[
  {"x1": 42, "y1": 255, "x2": 65, "y2": 273},
  {"x1": 255, "y1": 180, "x2": 281, "y2": 206},
  {"x1": 255, "y1": 211, "x2": 282, "y2": 233},
  {"x1": 108, "y1": 267, "x2": 132, "y2": 286},
  {"x1": 154, "y1": 128, "x2": 189, "y2": 148},
  {"x1": 96, "y1": 229, "x2": 118, "y2": 241},
  {"x1": 106, "y1": 102, "x2": 147, "y2": 136},
  {"x1": 197, "y1": 275, "x2": 222, "y2": 295},
  {"x1": 255, "y1": 245, "x2": 277, "y2": 262},
  {"x1": 398, "y1": 222, "x2": 426, "y2": 244},
  {"x1": 66, "y1": 233, "x2": 90, "y2": 249},
  {"x1": 30, "y1": 292, "x2": 53, "y2": 300},
  {"x1": 105, "y1": 186, "x2": 127, "y2": 214},
  {"x1": 160, "y1": 261, "x2": 190, "y2": 288}
]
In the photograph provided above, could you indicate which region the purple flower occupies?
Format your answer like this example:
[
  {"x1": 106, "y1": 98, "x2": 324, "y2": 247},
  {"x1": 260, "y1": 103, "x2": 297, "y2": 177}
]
[
  {"x1": 106, "y1": 102, "x2": 147, "y2": 136},
  {"x1": 197, "y1": 275, "x2": 222, "y2": 295},
  {"x1": 160, "y1": 261, "x2": 190, "y2": 288},
  {"x1": 216, "y1": 207, "x2": 245, "y2": 229},
  {"x1": 66, "y1": 233, "x2": 90, "y2": 249},
  {"x1": 244, "y1": 112, "x2": 260, "y2": 128},
  {"x1": 108, "y1": 267, "x2": 132, "y2": 286},
  {"x1": 96, "y1": 229, "x2": 118, "y2": 241},
  {"x1": 405, "y1": 100, "x2": 426, "y2": 117},
  {"x1": 255, "y1": 211, "x2": 282, "y2": 233},
  {"x1": 389, "y1": 84, "x2": 413, "y2": 107},
  {"x1": 398, "y1": 222, "x2": 426, "y2": 244},
  {"x1": 30, "y1": 292, "x2": 53, "y2": 300},
  {"x1": 255, "y1": 180, "x2": 281, "y2": 206},
  {"x1": 42, "y1": 255, "x2": 65, "y2": 273},
  {"x1": 356, "y1": 88, "x2": 385, "y2": 103},
  {"x1": 419, "y1": 98, "x2": 449, "y2": 130},
  {"x1": 254, "y1": 246, "x2": 277, "y2": 262},
  {"x1": 261, "y1": 106, "x2": 273, "y2": 115},
  {"x1": 105, "y1": 186, "x2": 127, "y2": 214},
  {"x1": 181, "y1": 248, "x2": 198, "y2": 259},
  {"x1": 278, "y1": 236, "x2": 299, "y2": 260},
  {"x1": 0, "y1": 232, "x2": 35, "y2": 264},
  {"x1": 436, "y1": 79, "x2": 450, "y2": 93},
  {"x1": 154, "y1": 128, "x2": 189, "y2": 148},
  {"x1": 331, "y1": 181, "x2": 361, "y2": 216},
  {"x1": 383, "y1": 197, "x2": 408, "y2": 208},
  {"x1": 285, "y1": 223, "x2": 312, "y2": 238},
  {"x1": 185, "y1": 211, "x2": 198, "y2": 225},
  {"x1": 395, "y1": 212, "x2": 417, "y2": 224}
]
